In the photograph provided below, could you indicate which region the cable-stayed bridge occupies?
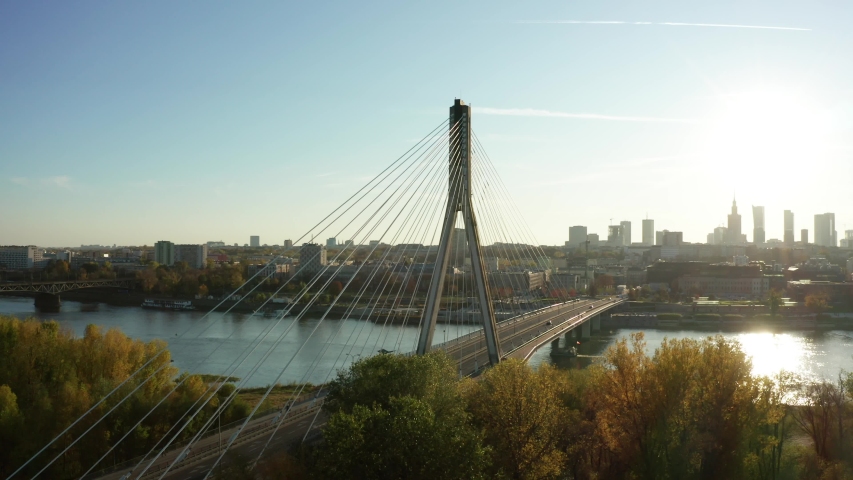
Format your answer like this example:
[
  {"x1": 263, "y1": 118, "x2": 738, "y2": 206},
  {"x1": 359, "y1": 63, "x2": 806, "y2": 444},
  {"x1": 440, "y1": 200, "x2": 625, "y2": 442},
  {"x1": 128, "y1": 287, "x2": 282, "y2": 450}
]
[{"x1": 10, "y1": 100, "x2": 624, "y2": 480}]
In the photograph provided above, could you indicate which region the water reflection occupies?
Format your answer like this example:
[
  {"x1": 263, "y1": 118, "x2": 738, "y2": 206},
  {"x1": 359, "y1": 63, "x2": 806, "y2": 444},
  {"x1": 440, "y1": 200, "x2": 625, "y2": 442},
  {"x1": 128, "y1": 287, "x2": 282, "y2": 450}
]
[
  {"x1": 0, "y1": 297, "x2": 479, "y2": 387},
  {"x1": 530, "y1": 328, "x2": 853, "y2": 383}
]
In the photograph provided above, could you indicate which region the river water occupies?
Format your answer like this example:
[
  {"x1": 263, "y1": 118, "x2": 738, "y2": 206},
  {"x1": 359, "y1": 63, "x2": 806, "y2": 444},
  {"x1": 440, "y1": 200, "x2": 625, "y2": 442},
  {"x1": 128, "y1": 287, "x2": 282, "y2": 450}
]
[{"x1": 2, "y1": 297, "x2": 852, "y2": 386}]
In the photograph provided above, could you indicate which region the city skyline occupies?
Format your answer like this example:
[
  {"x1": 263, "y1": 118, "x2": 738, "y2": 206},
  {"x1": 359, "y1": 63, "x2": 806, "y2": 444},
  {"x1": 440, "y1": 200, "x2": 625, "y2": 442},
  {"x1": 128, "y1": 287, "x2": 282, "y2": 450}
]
[{"x1": 1, "y1": 1, "x2": 851, "y2": 246}]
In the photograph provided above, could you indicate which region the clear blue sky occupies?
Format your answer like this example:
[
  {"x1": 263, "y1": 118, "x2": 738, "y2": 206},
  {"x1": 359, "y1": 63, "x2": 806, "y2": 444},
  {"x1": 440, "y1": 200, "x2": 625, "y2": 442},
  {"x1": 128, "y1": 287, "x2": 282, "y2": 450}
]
[{"x1": 2, "y1": 1, "x2": 851, "y2": 247}]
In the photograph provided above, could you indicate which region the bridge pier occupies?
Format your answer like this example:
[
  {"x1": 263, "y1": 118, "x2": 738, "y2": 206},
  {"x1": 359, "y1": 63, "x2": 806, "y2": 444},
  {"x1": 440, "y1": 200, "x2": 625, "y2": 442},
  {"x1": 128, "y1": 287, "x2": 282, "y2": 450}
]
[
  {"x1": 592, "y1": 315, "x2": 600, "y2": 331},
  {"x1": 34, "y1": 293, "x2": 61, "y2": 312},
  {"x1": 551, "y1": 338, "x2": 560, "y2": 350},
  {"x1": 581, "y1": 320, "x2": 591, "y2": 339}
]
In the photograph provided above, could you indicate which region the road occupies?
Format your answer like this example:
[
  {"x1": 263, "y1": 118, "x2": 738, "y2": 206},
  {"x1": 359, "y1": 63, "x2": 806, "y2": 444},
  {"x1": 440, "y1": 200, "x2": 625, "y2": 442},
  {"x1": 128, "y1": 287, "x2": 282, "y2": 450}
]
[
  {"x1": 435, "y1": 297, "x2": 625, "y2": 374},
  {"x1": 95, "y1": 395, "x2": 325, "y2": 480}
]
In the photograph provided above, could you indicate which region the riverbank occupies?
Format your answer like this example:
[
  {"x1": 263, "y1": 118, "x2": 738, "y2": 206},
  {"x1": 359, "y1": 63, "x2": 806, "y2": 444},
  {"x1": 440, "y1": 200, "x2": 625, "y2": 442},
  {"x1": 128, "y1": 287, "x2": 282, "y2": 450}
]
[{"x1": 604, "y1": 312, "x2": 853, "y2": 331}]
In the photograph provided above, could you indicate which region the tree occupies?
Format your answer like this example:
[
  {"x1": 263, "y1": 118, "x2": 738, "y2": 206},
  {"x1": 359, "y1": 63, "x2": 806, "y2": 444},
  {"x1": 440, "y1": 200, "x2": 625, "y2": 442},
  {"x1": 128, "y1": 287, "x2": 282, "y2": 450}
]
[
  {"x1": 327, "y1": 280, "x2": 344, "y2": 296},
  {"x1": 767, "y1": 289, "x2": 784, "y2": 316},
  {"x1": 465, "y1": 360, "x2": 579, "y2": 480},
  {"x1": 805, "y1": 293, "x2": 830, "y2": 314},
  {"x1": 318, "y1": 396, "x2": 487, "y2": 480},
  {"x1": 318, "y1": 352, "x2": 488, "y2": 479}
]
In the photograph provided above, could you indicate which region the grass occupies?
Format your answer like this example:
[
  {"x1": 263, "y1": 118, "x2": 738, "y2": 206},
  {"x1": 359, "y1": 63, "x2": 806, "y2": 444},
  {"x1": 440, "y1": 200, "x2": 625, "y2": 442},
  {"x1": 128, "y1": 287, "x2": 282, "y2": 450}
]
[{"x1": 237, "y1": 383, "x2": 322, "y2": 410}]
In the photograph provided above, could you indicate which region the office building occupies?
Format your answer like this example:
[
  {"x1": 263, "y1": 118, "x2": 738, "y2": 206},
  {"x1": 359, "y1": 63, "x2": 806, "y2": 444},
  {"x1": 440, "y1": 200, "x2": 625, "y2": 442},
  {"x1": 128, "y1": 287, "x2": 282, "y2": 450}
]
[
  {"x1": 713, "y1": 227, "x2": 728, "y2": 246},
  {"x1": 175, "y1": 244, "x2": 208, "y2": 269},
  {"x1": 752, "y1": 206, "x2": 765, "y2": 244},
  {"x1": 568, "y1": 226, "x2": 587, "y2": 247},
  {"x1": 814, "y1": 213, "x2": 837, "y2": 247},
  {"x1": 784, "y1": 210, "x2": 795, "y2": 245},
  {"x1": 707, "y1": 233, "x2": 715, "y2": 244},
  {"x1": 801, "y1": 229, "x2": 809, "y2": 244},
  {"x1": 154, "y1": 241, "x2": 175, "y2": 266},
  {"x1": 726, "y1": 199, "x2": 742, "y2": 244},
  {"x1": 250, "y1": 236, "x2": 260, "y2": 247},
  {"x1": 587, "y1": 234, "x2": 599, "y2": 247},
  {"x1": 662, "y1": 231, "x2": 683, "y2": 246},
  {"x1": 284, "y1": 239, "x2": 293, "y2": 249},
  {"x1": 607, "y1": 225, "x2": 623, "y2": 245},
  {"x1": 620, "y1": 221, "x2": 632, "y2": 246},
  {"x1": 642, "y1": 219, "x2": 654, "y2": 246},
  {"x1": 326, "y1": 237, "x2": 337, "y2": 248},
  {"x1": 0, "y1": 246, "x2": 41, "y2": 270},
  {"x1": 299, "y1": 243, "x2": 327, "y2": 276},
  {"x1": 841, "y1": 230, "x2": 853, "y2": 249}
]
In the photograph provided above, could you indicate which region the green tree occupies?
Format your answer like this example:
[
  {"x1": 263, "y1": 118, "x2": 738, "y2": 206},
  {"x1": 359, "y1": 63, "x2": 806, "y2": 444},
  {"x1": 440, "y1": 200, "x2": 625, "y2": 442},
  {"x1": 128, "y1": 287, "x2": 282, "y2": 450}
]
[
  {"x1": 465, "y1": 360, "x2": 579, "y2": 480},
  {"x1": 767, "y1": 289, "x2": 784, "y2": 316},
  {"x1": 318, "y1": 396, "x2": 487, "y2": 480}
]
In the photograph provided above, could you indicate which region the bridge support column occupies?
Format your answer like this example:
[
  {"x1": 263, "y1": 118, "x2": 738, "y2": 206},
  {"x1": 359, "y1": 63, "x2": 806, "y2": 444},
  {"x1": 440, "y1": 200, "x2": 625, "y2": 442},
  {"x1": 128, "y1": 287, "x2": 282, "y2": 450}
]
[
  {"x1": 551, "y1": 338, "x2": 560, "y2": 350},
  {"x1": 592, "y1": 315, "x2": 600, "y2": 331},
  {"x1": 581, "y1": 320, "x2": 590, "y2": 339},
  {"x1": 417, "y1": 99, "x2": 501, "y2": 366},
  {"x1": 34, "y1": 293, "x2": 61, "y2": 312}
]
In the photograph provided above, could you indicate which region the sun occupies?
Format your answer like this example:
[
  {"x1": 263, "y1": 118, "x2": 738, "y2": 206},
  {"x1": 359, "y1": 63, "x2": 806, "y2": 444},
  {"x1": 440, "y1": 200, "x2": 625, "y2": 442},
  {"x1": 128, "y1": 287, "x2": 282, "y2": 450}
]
[{"x1": 702, "y1": 89, "x2": 830, "y2": 195}]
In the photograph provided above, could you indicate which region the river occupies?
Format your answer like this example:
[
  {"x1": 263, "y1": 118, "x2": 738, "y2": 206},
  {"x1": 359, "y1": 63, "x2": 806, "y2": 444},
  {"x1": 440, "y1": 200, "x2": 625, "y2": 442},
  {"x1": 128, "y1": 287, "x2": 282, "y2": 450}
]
[{"x1": 3, "y1": 296, "x2": 852, "y2": 386}]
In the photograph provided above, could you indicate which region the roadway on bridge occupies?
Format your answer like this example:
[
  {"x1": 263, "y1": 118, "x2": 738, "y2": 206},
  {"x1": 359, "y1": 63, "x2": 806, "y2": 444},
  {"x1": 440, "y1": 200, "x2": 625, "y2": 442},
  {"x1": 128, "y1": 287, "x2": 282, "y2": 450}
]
[{"x1": 438, "y1": 297, "x2": 624, "y2": 375}]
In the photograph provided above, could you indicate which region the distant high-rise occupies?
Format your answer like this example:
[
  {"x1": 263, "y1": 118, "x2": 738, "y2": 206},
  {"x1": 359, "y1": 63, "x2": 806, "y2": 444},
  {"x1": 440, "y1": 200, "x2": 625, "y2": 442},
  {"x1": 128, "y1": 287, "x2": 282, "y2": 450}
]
[
  {"x1": 174, "y1": 244, "x2": 208, "y2": 269},
  {"x1": 726, "y1": 199, "x2": 742, "y2": 244},
  {"x1": 814, "y1": 213, "x2": 837, "y2": 247},
  {"x1": 284, "y1": 239, "x2": 293, "y2": 249},
  {"x1": 299, "y1": 243, "x2": 327, "y2": 276},
  {"x1": 713, "y1": 226, "x2": 728, "y2": 246},
  {"x1": 326, "y1": 237, "x2": 337, "y2": 248},
  {"x1": 642, "y1": 219, "x2": 654, "y2": 246},
  {"x1": 662, "y1": 231, "x2": 683, "y2": 246},
  {"x1": 587, "y1": 234, "x2": 599, "y2": 247},
  {"x1": 607, "y1": 225, "x2": 623, "y2": 245},
  {"x1": 801, "y1": 229, "x2": 809, "y2": 244},
  {"x1": 707, "y1": 233, "x2": 715, "y2": 244},
  {"x1": 154, "y1": 241, "x2": 175, "y2": 266},
  {"x1": 752, "y1": 206, "x2": 765, "y2": 244},
  {"x1": 250, "y1": 236, "x2": 260, "y2": 247},
  {"x1": 784, "y1": 210, "x2": 795, "y2": 245},
  {"x1": 620, "y1": 221, "x2": 632, "y2": 246},
  {"x1": 568, "y1": 226, "x2": 587, "y2": 247}
]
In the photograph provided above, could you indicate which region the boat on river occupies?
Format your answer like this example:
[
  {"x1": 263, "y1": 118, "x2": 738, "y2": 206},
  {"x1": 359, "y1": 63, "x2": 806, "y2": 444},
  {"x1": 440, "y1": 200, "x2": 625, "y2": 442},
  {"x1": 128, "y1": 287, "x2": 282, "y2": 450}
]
[{"x1": 141, "y1": 299, "x2": 196, "y2": 311}]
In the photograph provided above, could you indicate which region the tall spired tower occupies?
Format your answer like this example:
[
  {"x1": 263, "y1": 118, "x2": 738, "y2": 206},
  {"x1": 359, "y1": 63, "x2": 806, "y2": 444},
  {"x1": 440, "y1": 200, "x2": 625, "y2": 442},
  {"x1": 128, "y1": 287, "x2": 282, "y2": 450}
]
[
  {"x1": 417, "y1": 99, "x2": 502, "y2": 366},
  {"x1": 726, "y1": 198, "x2": 742, "y2": 244}
]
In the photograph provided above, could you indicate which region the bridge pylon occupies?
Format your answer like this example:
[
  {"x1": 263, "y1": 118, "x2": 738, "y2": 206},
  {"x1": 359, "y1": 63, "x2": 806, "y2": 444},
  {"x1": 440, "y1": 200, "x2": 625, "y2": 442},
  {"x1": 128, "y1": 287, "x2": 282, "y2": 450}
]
[{"x1": 416, "y1": 99, "x2": 502, "y2": 366}]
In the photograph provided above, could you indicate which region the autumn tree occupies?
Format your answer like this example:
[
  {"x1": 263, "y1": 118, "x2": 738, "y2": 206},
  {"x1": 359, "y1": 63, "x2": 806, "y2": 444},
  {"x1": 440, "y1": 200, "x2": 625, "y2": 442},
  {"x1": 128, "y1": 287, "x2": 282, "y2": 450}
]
[{"x1": 465, "y1": 360, "x2": 580, "y2": 480}]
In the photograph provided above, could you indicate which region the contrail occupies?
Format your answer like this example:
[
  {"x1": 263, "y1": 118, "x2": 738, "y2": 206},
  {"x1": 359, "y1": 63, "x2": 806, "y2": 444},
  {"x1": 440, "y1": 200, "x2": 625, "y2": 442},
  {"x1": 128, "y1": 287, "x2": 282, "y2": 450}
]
[
  {"x1": 518, "y1": 20, "x2": 810, "y2": 31},
  {"x1": 476, "y1": 107, "x2": 699, "y2": 124}
]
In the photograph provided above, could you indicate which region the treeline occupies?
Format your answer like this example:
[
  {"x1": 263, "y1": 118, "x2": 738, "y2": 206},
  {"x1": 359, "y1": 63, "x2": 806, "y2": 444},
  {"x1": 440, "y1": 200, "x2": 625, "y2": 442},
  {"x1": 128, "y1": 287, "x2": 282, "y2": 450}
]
[
  {"x1": 135, "y1": 262, "x2": 245, "y2": 297},
  {"x1": 0, "y1": 315, "x2": 252, "y2": 479},
  {"x1": 251, "y1": 335, "x2": 853, "y2": 480}
]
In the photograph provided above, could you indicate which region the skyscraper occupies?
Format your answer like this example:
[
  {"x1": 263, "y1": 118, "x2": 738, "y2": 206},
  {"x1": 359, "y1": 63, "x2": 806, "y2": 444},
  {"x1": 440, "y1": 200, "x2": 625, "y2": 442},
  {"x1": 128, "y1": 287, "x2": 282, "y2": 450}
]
[
  {"x1": 250, "y1": 236, "x2": 260, "y2": 247},
  {"x1": 726, "y1": 198, "x2": 742, "y2": 244},
  {"x1": 642, "y1": 219, "x2": 654, "y2": 245},
  {"x1": 568, "y1": 226, "x2": 587, "y2": 247},
  {"x1": 620, "y1": 221, "x2": 632, "y2": 246},
  {"x1": 784, "y1": 210, "x2": 795, "y2": 245},
  {"x1": 284, "y1": 239, "x2": 293, "y2": 249},
  {"x1": 607, "y1": 225, "x2": 623, "y2": 245},
  {"x1": 752, "y1": 206, "x2": 765, "y2": 244},
  {"x1": 801, "y1": 229, "x2": 809, "y2": 244},
  {"x1": 326, "y1": 237, "x2": 337, "y2": 248},
  {"x1": 814, "y1": 213, "x2": 837, "y2": 247},
  {"x1": 714, "y1": 226, "x2": 728, "y2": 245}
]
